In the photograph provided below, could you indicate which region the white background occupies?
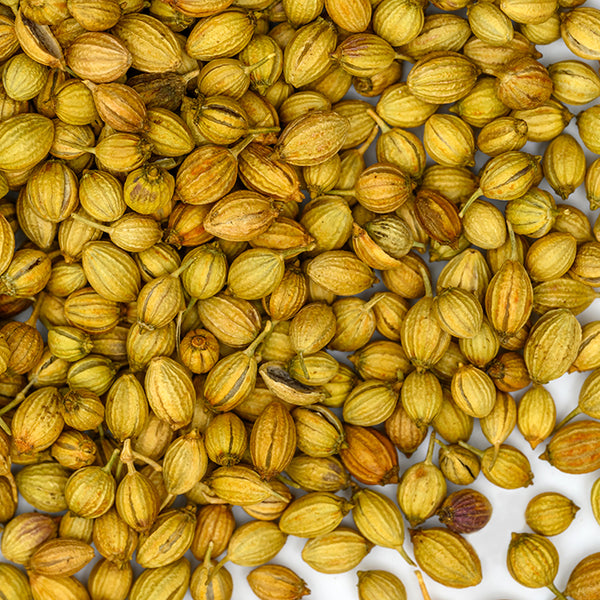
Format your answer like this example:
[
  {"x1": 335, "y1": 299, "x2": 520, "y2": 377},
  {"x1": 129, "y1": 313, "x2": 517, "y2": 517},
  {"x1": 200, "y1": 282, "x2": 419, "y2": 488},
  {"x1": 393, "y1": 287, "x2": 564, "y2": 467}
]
[{"x1": 5, "y1": 5, "x2": 600, "y2": 600}]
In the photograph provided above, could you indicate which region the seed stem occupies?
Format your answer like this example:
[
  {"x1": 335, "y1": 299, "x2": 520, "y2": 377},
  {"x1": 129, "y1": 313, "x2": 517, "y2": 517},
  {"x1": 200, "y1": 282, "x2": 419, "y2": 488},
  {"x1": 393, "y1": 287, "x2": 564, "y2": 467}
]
[
  {"x1": 297, "y1": 351, "x2": 309, "y2": 380},
  {"x1": 327, "y1": 189, "x2": 355, "y2": 197},
  {"x1": 102, "y1": 448, "x2": 121, "y2": 474},
  {"x1": 25, "y1": 292, "x2": 44, "y2": 328},
  {"x1": 489, "y1": 442, "x2": 501, "y2": 470},
  {"x1": 357, "y1": 125, "x2": 379, "y2": 156},
  {"x1": 458, "y1": 440, "x2": 484, "y2": 459},
  {"x1": 47, "y1": 250, "x2": 63, "y2": 261},
  {"x1": 0, "y1": 379, "x2": 35, "y2": 417},
  {"x1": 245, "y1": 320, "x2": 273, "y2": 357},
  {"x1": 230, "y1": 133, "x2": 256, "y2": 158},
  {"x1": 395, "y1": 52, "x2": 415, "y2": 63},
  {"x1": 277, "y1": 473, "x2": 301, "y2": 489},
  {"x1": 160, "y1": 493, "x2": 175, "y2": 512},
  {"x1": 182, "y1": 69, "x2": 199, "y2": 84},
  {"x1": 193, "y1": 480, "x2": 217, "y2": 500},
  {"x1": 458, "y1": 187, "x2": 482, "y2": 218},
  {"x1": 81, "y1": 80, "x2": 97, "y2": 93},
  {"x1": 176, "y1": 297, "x2": 197, "y2": 355},
  {"x1": 363, "y1": 294, "x2": 385, "y2": 312},
  {"x1": 243, "y1": 52, "x2": 277, "y2": 74},
  {"x1": 415, "y1": 571, "x2": 432, "y2": 600},
  {"x1": 279, "y1": 242, "x2": 316, "y2": 259},
  {"x1": 398, "y1": 545, "x2": 416, "y2": 567},
  {"x1": 391, "y1": 376, "x2": 404, "y2": 394},
  {"x1": 211, "y1": 554, "x2": 229, "y2": 578},
  {"x1": 553, "y1": 406, "x2": 580, "y2": 433},
  {"x1": 417, "y1": 262, "x2": 433, "y2": 297},
  {"x1": 269, "y1": 486, "x2": 292, "y2": 503},
  {"x1": 131, "y1": 449, "x2": 163, "y2": 471},
  {"x1": 425, "y1": 430, "x2": 437, "y2": 465},
  {"x1": 71, "y1": 213, "x2": 112, "y2": 234},
  {"x1": 150, "y1": 157, "x2": 178, "y2": 169},
  {"x1": 248, "y1": 126, "x2": 281, "y2": 135},
  {"x1": 115, "y1": 459, "x2": 125, "y2": 480},
  {"x1": 120, "y1": 438, "x2": 136, "y2": 472},
  {"x1": 170, "y1": 260, "x2": 193, "y2": 279},
  {"x1": 366, "y1": 108, "x2": 389, "y2": 134},
  {"x1": 547, "y1": 582, "x2": 569, "y2": 600},
  {"x1": 203, "y1": 541, "x2": 214, "y2": 567}
]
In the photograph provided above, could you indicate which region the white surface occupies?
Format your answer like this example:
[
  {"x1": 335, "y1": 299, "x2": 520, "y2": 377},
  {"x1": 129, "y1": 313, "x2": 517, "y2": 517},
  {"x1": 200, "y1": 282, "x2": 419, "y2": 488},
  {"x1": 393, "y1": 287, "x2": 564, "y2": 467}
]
[{"x1": 5, "y1": 10, "x2": 600, "y2": 600}]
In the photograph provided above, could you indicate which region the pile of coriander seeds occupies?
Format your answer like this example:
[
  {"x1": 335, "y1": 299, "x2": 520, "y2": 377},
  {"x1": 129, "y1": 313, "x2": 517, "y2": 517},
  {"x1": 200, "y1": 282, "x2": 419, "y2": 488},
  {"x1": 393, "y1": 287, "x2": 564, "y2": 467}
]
[{"x1": 1, "y1": 0, "x2": 600, "y2": 598}]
